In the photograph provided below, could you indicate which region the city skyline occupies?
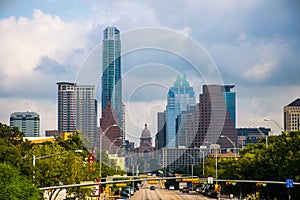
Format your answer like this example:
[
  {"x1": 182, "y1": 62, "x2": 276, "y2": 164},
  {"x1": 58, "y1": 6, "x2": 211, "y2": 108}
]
[{"x1": 0, "y1": 1, "x2": 300, "y2": 144}]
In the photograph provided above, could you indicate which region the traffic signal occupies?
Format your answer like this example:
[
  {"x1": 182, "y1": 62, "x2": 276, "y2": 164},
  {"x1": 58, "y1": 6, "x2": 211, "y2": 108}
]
[
  {"x1": 226, "y1": 182, "x2": 236, "y2": 186},
  {"x1": 87, "y1": 154, "x2": 95, "y2": 171},
  {"x1": 88, "y1": 154, "x2": 95, "y2": 164},
  {"x1": 214, "y1": 184, "x2": 221, "y2": 192},
  {"x1": 256, "y1": 182, "x2": 267, "y2": 187}
]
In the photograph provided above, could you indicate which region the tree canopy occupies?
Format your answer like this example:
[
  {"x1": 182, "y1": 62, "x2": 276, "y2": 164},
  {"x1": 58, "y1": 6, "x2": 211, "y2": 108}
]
[
  {"x1": 0, "y1": 162, "x2": 41, "y2": 200},
  {"x1": 0, "y1": 122, "x2": 123, "y2": 199},
  {"x1": 196, "y1": 131, "x2": 300, "y2": 199}
]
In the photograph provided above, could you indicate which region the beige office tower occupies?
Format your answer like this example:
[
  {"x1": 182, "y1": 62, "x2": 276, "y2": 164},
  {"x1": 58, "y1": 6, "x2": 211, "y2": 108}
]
[{"x1": 284, "y1": 99, "x2": 300, "y2": 132}]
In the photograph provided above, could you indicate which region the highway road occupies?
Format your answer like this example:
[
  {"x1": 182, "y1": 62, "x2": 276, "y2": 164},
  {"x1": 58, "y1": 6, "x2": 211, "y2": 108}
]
[{"x1": 130, "y1": 188, "x2": 214, "y2": 200}]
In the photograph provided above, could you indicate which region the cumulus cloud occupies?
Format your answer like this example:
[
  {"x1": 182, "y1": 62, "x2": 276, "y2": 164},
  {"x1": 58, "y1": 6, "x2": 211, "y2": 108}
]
[
  {"x1": 243, "y1": 62, "x2": 274, "y2": 82},
  {"x1": 0, "y1": 9, "x2": 91, "y2": 88},
  {"x1": 0, "y1": 8, "x2": 92, "y2": 133},
  {"x1": 35, "y1": 56, "x2": 67, "y2": 74},
  {"x1": 87, "y1": 0, "x2": 159, "y2": 29},
  {"x1": 206, "y1": 36, "x2": 300, "y2": 87},
  {"x1": 1, "y1": 0, "x2": 300, "y2": 137}
]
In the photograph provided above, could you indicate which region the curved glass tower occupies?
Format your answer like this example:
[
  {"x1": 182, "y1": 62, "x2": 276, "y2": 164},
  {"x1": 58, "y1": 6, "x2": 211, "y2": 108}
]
[{"x1": 101, "y1": 26, "x2": 122, "y2": 126}]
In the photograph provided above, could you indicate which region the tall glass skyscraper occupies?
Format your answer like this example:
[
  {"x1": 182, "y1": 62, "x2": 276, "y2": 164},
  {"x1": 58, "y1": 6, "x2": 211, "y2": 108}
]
[
  {"x1": 101, "y1": 26, "x2": 122, "y2": 127},
  {"x1": 222, "y1": 85, "x2": 236, "y2": 128},
  {"x1": 166, "y1": 74, "x2": 195, "y2": 148}
]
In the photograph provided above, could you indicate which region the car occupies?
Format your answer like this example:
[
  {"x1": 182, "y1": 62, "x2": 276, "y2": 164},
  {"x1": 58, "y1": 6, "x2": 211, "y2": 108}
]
[
  {"x1": 120, "y1": 191, "x2": 130, "y2": 199},
  {"x1": 206, "y1": 190, "x2": 218, "y2": 198},
  {"x1": 120, "y1": 187, "x2": 131, "y2": 198},
  {"x1": 150, "y1": 185, "x2": 155, "y2": 190},
  {"x1": 115, "y1": 197, "x2": 129, "y2": 200},
  {"x1": 169, "y1": 185, "x2": 175, "y2": 190},
  {"x1": 201, "y1": 185, "x2": 210, "y2": 195},
  {"x1": 129, "y1": 187, "x2": 135, "y2": 195},
  {"x1": 182, "y1": 186, "x2": 189, "y2": 193}
]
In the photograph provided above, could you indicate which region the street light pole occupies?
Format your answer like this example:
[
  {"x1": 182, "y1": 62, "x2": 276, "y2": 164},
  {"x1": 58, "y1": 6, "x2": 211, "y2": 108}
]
[
  {"x1": 100, "y1": 124, "x2": 117, "y2": 178},
  {"x1": 205, "y1": 141, "x2": 218, "y2": 179},
  {"x1": 215, "y1": 147, "x2": 217, "y2": 180},
  {"x1": 264, "y1": 118, "x2": 284, "y2": 133},
  {"x1": 136, "y1": 163, "x2": 139, "y2": 176},
  {"x1": 115, "y1": 145, "x2": 124, "y2": 171},
  {"x1": 257, "y1": 128, "x2": 268, "y2": 148},
  {"x1": 199, "y1": 149, "x2": 205, "y2": 178},
  {"x1": 108, "y1": 137, "x2": 121, "y2": 168},
  {"x1": 248, "y1": 125, "x2": 268, "y2": 148},
  {"x1": 120, "y1": 151, "x2": 129, "y2": 172},
  {"x1": 132, "y1": 162, "x2": 135, "y2": 176},
  {"x1": 185, "y1": 153, "x2": 195, "y2": 177},
  {"x1": 209, "y1": 143, "x2": 220, "y2": 181},
  {"x1": 220, "y1": 135, "x2": 236, "y2": 159},
  {"x1": 109, "y1": 137, "x2": 122, "y2": 154},
  {"x1": 194, "y1": 147, "x2": 205, "y2": 178},
  {"x1": 33, "y1": 155, "x2": 36, "y2": 183},
  {"x1": 32, "y1": 150, "x2": 82, "y2": 184}
]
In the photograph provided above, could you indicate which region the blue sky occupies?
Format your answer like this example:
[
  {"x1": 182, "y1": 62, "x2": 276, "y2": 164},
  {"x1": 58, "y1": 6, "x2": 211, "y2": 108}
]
[{"x1": 0, "y1": 0, "x2": 299, "y2": 143}]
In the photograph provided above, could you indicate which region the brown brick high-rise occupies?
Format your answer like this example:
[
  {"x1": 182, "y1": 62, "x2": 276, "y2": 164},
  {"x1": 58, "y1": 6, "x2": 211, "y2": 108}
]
[{"x1": 192, "y1": 85, "x2": 237, "y2": 149}]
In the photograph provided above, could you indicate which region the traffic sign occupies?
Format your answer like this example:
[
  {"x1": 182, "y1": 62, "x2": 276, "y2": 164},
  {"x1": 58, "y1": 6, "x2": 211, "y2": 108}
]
[
  {"x1": 88, "y1": 154, "x2": 95, "y2": 164},
  {"x1": 286, "y1": 179, "x2": 293, "y2": 188},
  {"x1": 207, "y1": 177, "x2": 213, "y2": 184}
]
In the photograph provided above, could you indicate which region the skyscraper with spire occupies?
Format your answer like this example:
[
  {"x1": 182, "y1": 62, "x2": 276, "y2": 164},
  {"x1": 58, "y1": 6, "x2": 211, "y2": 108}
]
[
  {"x1": 166, "y1": 74, "x2": 196, "y2": 148},
  {"x1": 101, "y1": 26, "x2": 124, "y2": 146},
  {"x1": 101, "y1": 26, "x2": 122, "y2": 125}
]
